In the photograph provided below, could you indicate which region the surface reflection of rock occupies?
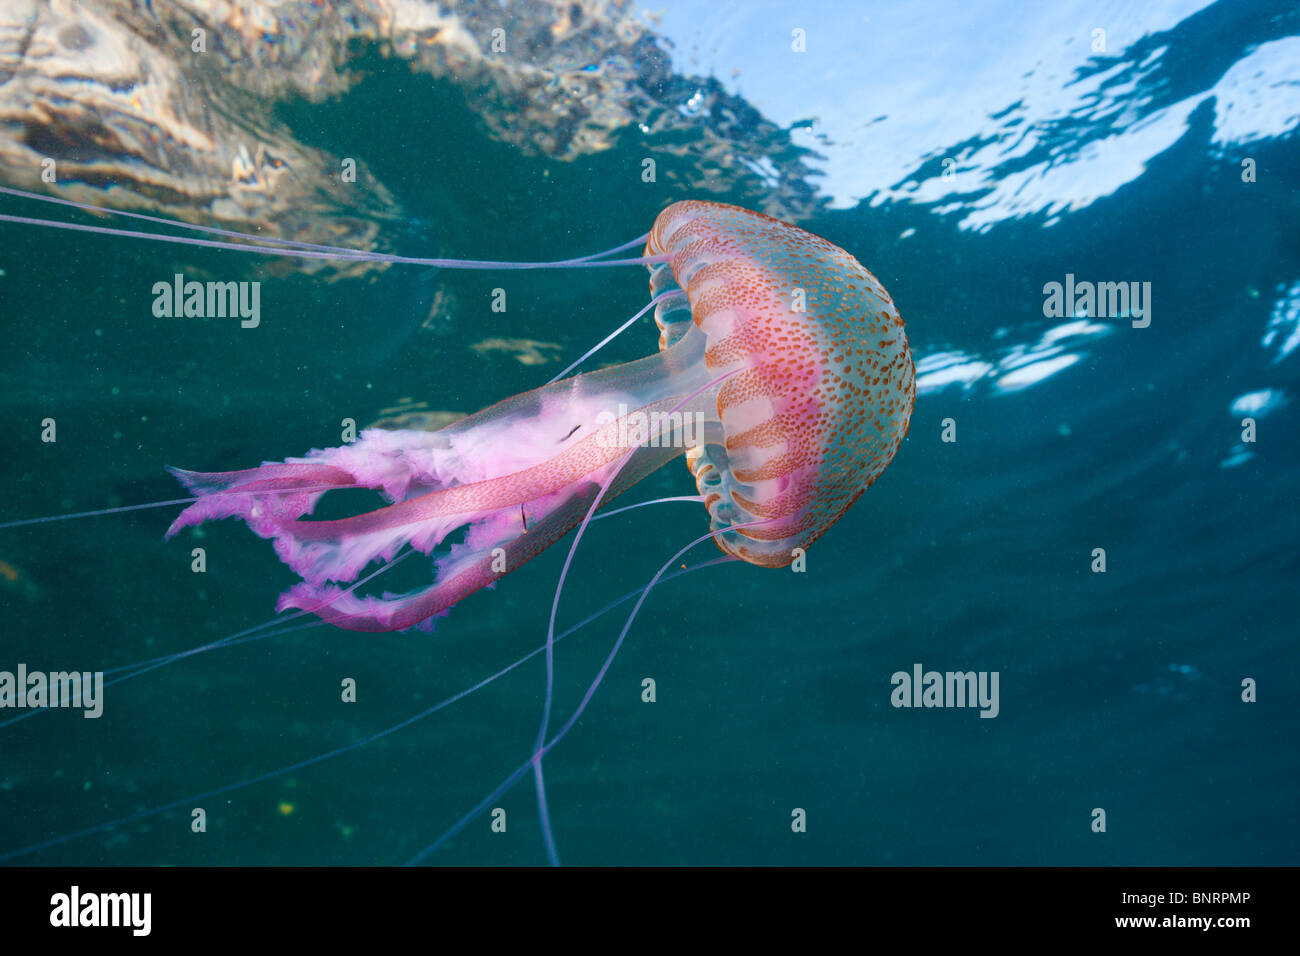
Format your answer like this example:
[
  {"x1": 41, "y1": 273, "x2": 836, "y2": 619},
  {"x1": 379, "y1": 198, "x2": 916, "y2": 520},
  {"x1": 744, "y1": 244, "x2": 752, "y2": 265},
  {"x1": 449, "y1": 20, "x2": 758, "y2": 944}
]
[
  {"x1": 0, "y1": 0, "x2": 823, "y2": 259},
  {"x1": 417, "y1": 286, "x2": 459, "y2": 337},
  {"x1": 471, "y1": 337, "x2": 564, "y2": 366},
  {"x1": 0, "y1": 0, "x2": 396, "y2": 276},
  {"x1": 367, "y1": 400, "x2": 465, "y2": 433}
]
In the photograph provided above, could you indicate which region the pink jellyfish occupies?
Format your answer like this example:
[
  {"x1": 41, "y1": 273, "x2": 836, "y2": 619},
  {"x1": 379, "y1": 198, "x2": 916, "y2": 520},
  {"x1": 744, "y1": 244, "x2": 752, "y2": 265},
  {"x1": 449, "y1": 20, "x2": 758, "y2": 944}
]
[
  {"x1": 162, "y1": 200, "x2": 916, "y2": 632},
  {"x1": 0, "y1": 193, "x2": 914, "y2": 865}
]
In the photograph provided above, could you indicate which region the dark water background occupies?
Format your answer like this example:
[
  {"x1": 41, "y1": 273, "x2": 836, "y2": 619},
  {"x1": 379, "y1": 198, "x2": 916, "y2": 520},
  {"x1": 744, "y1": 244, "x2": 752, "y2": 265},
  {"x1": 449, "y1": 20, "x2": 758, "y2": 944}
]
[{"x1": 0, "y1": 0, "x2": 1297, "y2": 865}]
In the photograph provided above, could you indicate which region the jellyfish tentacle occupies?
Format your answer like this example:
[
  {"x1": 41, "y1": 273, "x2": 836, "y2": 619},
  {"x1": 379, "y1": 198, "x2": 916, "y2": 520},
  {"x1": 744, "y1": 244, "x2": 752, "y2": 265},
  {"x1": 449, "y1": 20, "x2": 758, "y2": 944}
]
[
  {"x1": 0, "y1": 184, "x2": 658, "y2": 265},
  {"x1": 0, "y1": 497, "x2": 200, "y2": 530},
  {"x1": 407, "y1": 524, "x2": 758, "y2": 865},
  {"x1": 0, "y1": 540, "x2": 730, "y2": 864},
  {"x1": 0, "y1": 185, "x2": 393, "y2": 256},
  {"x1": 529, "y1": 366, "x2": 742, "y2": 864},
  {"x1": 0, "y1": 551, "x2": 414, "y2": 732},
  {"x1": 532, "y1": 760, "x2": 560, "y2": 867},
  {"x1": 275, "y1": 438, "x2": 686, "y2": 632},
  {"x1": 166, "y1": 400, "x2": 695, "y2": 633},
  {"x1": 591, "y1": 495, "x2": 705, "y2": 521},
  {"x1": 167, "y1": 321, "x2": 716, "y2": 632},
  {"x1": 0, "y1": 481, "x2": 373, "y2": 532},
  {"x1": 545, "y1": 290, "x2": 673, "y2": 385},
  {"x1": 0, "y1": 185, "x2": 662, "y2": 270},
  {"x1": 164, "y1": 463, "x2": 358, "y2": 539}
]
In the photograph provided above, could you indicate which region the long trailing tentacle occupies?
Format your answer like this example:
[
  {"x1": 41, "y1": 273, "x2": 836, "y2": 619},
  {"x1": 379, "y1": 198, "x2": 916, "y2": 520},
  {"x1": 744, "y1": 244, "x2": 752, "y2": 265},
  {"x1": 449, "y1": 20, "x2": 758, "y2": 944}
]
[
  {"x1": 0, "y1": 186, "x2": 664, "y2": 270},
  {"x1": 0, "y1": 550, "x2": 415, "y2": 732},
  {"x1": 530, "y1": 368, "x2": 742, "y2": 865},
  {"x1": 405, "y1": 521, "x2": 765, "y2": 865},
  {"x1": 0, "y1": 279, "x2": 679, "y2": 538},
  {"x1": 545, "y1": 290, "x2": 673, "y2": 385},
  {"x1": 0, "y1": 492, "x2": 702, "y2": 734},
  {"x1": 0, "y1": 555, "x2": 735, "y2": 863},
  {"x1": 0, "y1": 184, "x2": 655, "y2": 267}
]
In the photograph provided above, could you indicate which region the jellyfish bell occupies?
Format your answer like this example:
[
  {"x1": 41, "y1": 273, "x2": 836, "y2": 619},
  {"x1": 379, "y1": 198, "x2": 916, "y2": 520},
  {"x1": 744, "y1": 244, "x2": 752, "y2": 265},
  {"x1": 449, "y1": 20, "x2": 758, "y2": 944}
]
[
  {"x1": 163, "y1": 200, "x2": 916, "y2": 630},
  {"x1": 647, "y1": 201, "x2": 915, "y2": 566}
]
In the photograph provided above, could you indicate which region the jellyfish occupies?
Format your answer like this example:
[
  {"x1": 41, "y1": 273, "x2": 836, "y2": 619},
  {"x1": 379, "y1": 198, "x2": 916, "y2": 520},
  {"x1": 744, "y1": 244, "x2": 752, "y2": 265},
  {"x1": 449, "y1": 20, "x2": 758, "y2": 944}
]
[
  {"x1": 0, "y1": 192, "x2": 913, "y2": 864},
  {"x1": 160, "y1": 200, "x2": 915, "y2": 634}
]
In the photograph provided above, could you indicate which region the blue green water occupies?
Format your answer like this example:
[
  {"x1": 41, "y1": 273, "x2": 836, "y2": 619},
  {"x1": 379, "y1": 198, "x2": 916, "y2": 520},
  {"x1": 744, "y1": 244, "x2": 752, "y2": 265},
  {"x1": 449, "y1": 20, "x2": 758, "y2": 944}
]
[{"x1": 0, "y1": 0, "x2": 1297, "y2": 865}]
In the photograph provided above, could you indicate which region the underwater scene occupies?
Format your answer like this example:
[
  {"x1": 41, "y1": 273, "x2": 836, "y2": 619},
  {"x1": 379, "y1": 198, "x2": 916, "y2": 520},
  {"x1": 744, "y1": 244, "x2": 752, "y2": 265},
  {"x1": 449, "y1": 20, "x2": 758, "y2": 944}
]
[{"x1": 0, "y1": 0, "x2": 1297, "y2": 866}]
